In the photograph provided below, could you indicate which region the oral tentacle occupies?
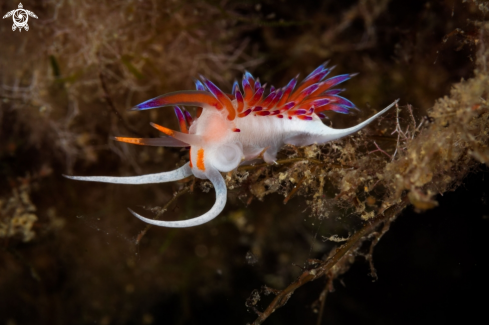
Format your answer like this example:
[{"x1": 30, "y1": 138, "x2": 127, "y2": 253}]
[
  {"x1": 128, "y1": 166, "x2": 226, "y2": 228},
  {"x1": 63, "y1": 162, "x2": 192, "y2": 184}
]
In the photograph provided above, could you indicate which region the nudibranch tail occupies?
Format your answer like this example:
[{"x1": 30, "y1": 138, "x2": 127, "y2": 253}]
[
  {"x1": 285, "y1": 99, "x2": 399, "y2": 146},
  {"x1": 326, "y1": 99, "x2": 399, "y2": 138},
  {"x1": 128, "y1": 166, "x2": 226, "y2": 228},
  {"x1": 63, "y1": 162, "x2": 192, "y2": 184}
]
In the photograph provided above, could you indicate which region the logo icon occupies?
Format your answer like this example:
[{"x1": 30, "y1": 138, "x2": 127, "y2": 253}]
[{"x1": 3, "y1": 3, "x2": 38, "y2": 32}]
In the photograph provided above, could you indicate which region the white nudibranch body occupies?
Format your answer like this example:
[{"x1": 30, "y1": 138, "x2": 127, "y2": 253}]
[{"x1": 65, "y1": 63, "x2": 398, "y2": 228}]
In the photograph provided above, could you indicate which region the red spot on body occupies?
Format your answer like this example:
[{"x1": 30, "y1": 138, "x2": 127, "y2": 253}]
[
  {"x1": 238, "y1": 109, "x2": 251, "y2": 118},
  {"x1": 256, "y1": 111, "x2": 270, "y2": 116}
]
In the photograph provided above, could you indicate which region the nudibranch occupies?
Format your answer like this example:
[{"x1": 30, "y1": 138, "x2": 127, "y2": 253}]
[{"x1": 65, "y1": 63, "x2": 398, "y2": 228}]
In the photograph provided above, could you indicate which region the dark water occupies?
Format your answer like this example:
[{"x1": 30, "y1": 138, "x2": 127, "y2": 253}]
[{"x1": 1, "y1": 1, "x2": 488, "y2": 324}]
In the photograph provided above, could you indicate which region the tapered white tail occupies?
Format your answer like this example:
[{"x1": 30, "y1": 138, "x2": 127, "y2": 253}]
[{"x1": 286, "y1": 99, "x2": 399, "y2": 146}]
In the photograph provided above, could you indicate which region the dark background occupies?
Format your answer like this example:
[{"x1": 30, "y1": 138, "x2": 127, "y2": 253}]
[{"x1": 1, "y1": 0, "x2": 488, "y2": 324}]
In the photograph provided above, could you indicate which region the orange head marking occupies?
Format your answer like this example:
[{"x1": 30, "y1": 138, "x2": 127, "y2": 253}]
[{"x1": 197, "y1": 148, "x2": 205, "y2": 171}]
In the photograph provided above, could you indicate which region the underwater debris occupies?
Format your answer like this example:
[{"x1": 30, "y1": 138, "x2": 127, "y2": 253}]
[{"x1": 0, "y1": 182, "x2": 38, "y2": 243}]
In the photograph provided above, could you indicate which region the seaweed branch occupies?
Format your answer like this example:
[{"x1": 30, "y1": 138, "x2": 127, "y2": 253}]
[
  {"x1": 250, "y1": 197, "x2": 408, "y2": 325},
  {"x1": 98, "y1": 70, "x2": 143, "y2": 137},
  {"x1": 2, "y1": 246, "x2": 41, "y2": 283},
  {"x1": 283, "y1": 166, "x2": 318, "y2": 204},
  {"x1": 365, "y1": 218, "x2": 393, "y2": 281},
  {"x1": 135, "y1": 186, "x2": 190, "y2": 245},
  {"x1": 315, "y1": 275, "x2": 334, "y2": 325},
  {"x1": 237, "y1": 158, "x2": 354, "y2": 171}
]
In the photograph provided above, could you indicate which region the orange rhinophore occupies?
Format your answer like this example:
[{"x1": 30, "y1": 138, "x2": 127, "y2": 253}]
[{"x1": 134, "y1": 90, "x2": 224, "y2": 111}]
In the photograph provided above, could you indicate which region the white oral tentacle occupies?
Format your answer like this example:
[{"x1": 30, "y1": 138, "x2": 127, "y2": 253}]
[
  {"x1": 63, "y1": 162, "x2": 192, "y2": 184},
  {"x1": 128, "y1": 166, "x2": 227, "y2": 228}
]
